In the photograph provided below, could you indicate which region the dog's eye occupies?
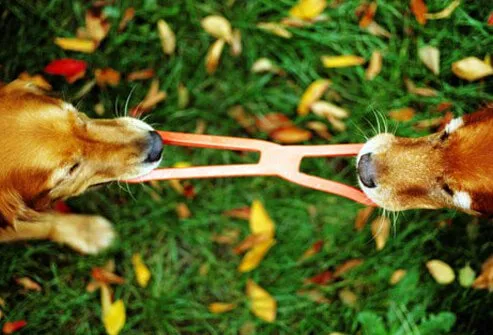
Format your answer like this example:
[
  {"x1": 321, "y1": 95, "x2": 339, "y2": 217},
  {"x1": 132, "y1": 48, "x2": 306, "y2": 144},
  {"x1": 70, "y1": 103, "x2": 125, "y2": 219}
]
[
  {"x1": 442, "y1": 183, "x2": 454, "y2": 196},
  {"x1": 69, "y1": 162, "x2": 81, "y2": 175}
]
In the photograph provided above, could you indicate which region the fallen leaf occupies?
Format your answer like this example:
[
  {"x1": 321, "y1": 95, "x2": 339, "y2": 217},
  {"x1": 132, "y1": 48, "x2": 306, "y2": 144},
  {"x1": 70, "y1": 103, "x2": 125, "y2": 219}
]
[
  {"x1": 118, "y1": 7, "x2": 135, "y2": 32},
  {"x1": 257, "y1": 22, "x2": 292, "y2": 39},
  {"x1": 289, "y1": 0, "x2": 327, "y2": 21},
  {"x1": 251, "y1": 58, "x2": 282, "y2": 75},
  {"x1": 54, "y1": 37, "x2": 97, "y2": 53},
  {"x1": 299, "y1": 240, "x2": 324, "y2": 261},
  {"x1": 44, "y1": 58, "x2": 87, "y2": 83},
  {"x1": 426, "y1": 259, "x2": 455, "y2": 284},
  {"x1": 250, "y1": 200, "x2": 275, "y2": 238},
  {"x1": 230, "y1": 29, "x2": 242, "y2": 56},
  {"x1": 281, "y1": 17, "x2": 310, "y2": 27},
  {"x1": 255, "y1": 113, "x2": 293, "y2": 133},
  {"x1": 100, "y1": 283, "x2": 112, "y2": 316},
  {"x1": 338, "y1": 288, "x2": 358, "y2": 307},
  {"x1": 15, "y1": 277, "x2": 42, "y2": 292},
  {"x1": 389, "y1": 269, "x2": 407, "y2": 285},
  {"x1": 311, "y1": 101, "x2": 349, "y2": 119},
  {"x1": 127, "y1": 68, "x2": 155, "y2": 81},
  {"x1": 228, "y1": 105, "x2": 256, "y2": 134},
  {"x1": 270, "y1": 126, "x2": 312, "y2": 144},
  {"x1": 238, "y1": 239, "x2": 276, "y2": 272},
  {"x1": 176, "y1": 202, "x2": 191, "y2": 219},
  {"x1": 176, "y1": 83, "x2": 190, "y2": 109},
  {"x1": 371, "y1": 216, "x2": 391, "y2": 251},
  {"x1": 85, "y1": 9, "x2": 110, "y2": 44},
  {"x1": 297, "y1": 79, "x2": 331, "y2": 116},
  {"x1": 472, "y1": 255, "x2": 493, "y2": 290},
  {"x1": 205, "y1": 39, "x2": 225, "y2": 74},
  {"x1": 365, "y1": 21, "x2": 392, "y2": 38},
  {"x1": 451, "y1": 57, "x2": 493, "y2": 81},
  {"x1": 246, "y1": 280, "x2": 277, "y2": 322},
  {"x1": 131, "y1": 79, "x2": 167, "y2": 116},
  {"x1": 435, "y1": 102, "x2": 453, "y2": 113},
  {"x1": 410, "y1": 0, "x2": 428, "y2": 25},
  {"x1": 103, "y1": 300, "x2": 126, "y2": 335},
  {"x1": 327, "y1": 116, "x2": 347, "y2": 132},
  {"x1": 297, "y1": 289, "x2": 331, "y2": 304},
  {"x1": 418, "y1": 45, "x2": 440, "y2": 75},
  {"x1": 365, "y1": 50, "x2": 382, "y2": 80},
  {"x1": 223, "y1": 206, "x2": 251, "y2": 220},
  {"x1": 2, "y1": 320, "x2": 27, "y2": 334},
  {"x1": 354, "y1": 206, "x2": 374, "y2": 231},
  {"x1": 333, "y1": 259, "x2": 364, "y2": 278},
  {"x1": 201, "y1": 15, "x2": 233, "y2": 42},
  {"x1": 234, "y1": 233, "x2": 271, "y2": 254},
  {"x1": 17, "y1": 72, "x2": 52, "y2": 90},
  {"x1": 359, "y1": 2, "x2": 377, "y2": 28},
  {"x1": 321, "y1": 55, "x2": 365, "y2": 68},
  {"x1": 459, "y1": 264, "x2": 476, "y2": 288},
  {"x1": 195, "y1": 120, "x2": 207, "y2": 134},
  {"x1": 425, "y1": 0, "x2": 460, "y2": 20},
  {"x1": 389, "y1": 107, "x2": 416, "y2": 122},
  {"x1": 212, "y1": 229, "x2": 241, "y2": 245},
  {"x1": 131, "y1": 254, "x2": 151, "y2": 288},
  {"x1": 208, "y1": 302, "x2": 237, "y2": 314},
  {"x1": 94, "y1": 68, "x2": 121, "y2": 87},
  {"x1": 488, "y1": 12, "x2": 493, "y2": 26},
  {"x1": 157, "y1": 19, "x2": 176, "y2": 55},
  {"x1": 92, "y1": 267, "x2": 125, "y2": 285},
  {"x1": 306, "y1": 121, "x2": 332, "y2": 140},
  {"x1": 304, "y1": 270, "x2": 333, "y2": 285},
  {"x1": 413, "y1": 114, "x2": 449, "y2": 130},
  {"x1": 404, "y1": 78, "x2": 438, "y2": 97}
]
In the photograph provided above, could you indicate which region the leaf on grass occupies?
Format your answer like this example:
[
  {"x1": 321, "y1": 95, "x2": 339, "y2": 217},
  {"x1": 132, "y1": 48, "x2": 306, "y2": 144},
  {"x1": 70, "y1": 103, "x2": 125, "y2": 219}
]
[
  {"x1": 92, "y1": 267, "x2": 125, "y2": 285},
  {"x1": 299, "y1": 240, "x2": 324, "y2": 261},
  {"x1": 15, "y1": 277, "x2": 42, "y2": 292},
  {"x1": 354, "y1": 206, "x2": 374, "y2": 231},
  {"x1": 365, "y1": 50, "x2": 382, "y2": 80},
  {"x1": 425, "y1": 0, "x2": 460, "y2": 20},
  {"x1": 297, "y1": 79, "x2": 331, "y2": 116},
  {"x1": 177, "y1": 83, "x2": 190, "y2": 109},
  {"x1": 321, "y1": 55, "x2": 365, "y2": 68},
  {"x1": 404, "y1": 78, "x2": 438, "y2": 97},
  {"x1": 118, "y1": 7, "x2": 135, "y2": 32},
  {"x1": 371, "y1": 216, "x2": 390, "y2": 251},
  {"x1": 488, "y1": 12, "x2": 493, "y2": 26},
  {"x1": 17, "y1": 72, "x2": 52, "y2": 91},
  {"x1": 223, "y1": 206, "x2": 251, "y2": 220},
  {"x1": 472, "y1": 255, "x2": 493, "y2": 290},
  {"x1": 250, "y1": 200, "x2": 275, "y2": 238},
  {"x1": 365, "y1": 21, "x2": 392, "y2": 38},
  {"x1": 100, "y1": 283, "x2": 112, "y2": 316},
  {"x1": 338, "y1": 288, "x2": 358, "y2": 307},
  {"x1": 304, "y1": 270, "x2": 333, "y2": 285},
  {"x1": 389, "y1": 107, "x2": 416, "y2": 122},
  {"x1": 306, "y1": 121, "x2": 332, "y2": 140},
  {"x1": 201, "y1": 15, "x2": 233, "y2": 42},
  {"x1": 127, "y1": 68, "x2": 155, "y2": 81},
  {"x1": 358, "y1": 2, "x2": 377, "y2": 28},
  {"x1": 2, "y1": 320, "x2": 27, "y2": 334},
  {"x1": 389, "y1": 269, "x2": 407, "y2": 285},
  {"x1": 85, "y1": 9, "x2": 110, "y2": 44},
  {"x1": 334, "y1": 259, "x2": 364, "y2": 278},
  {"x1": 410, "y1": 0, "x2": 428, "y2": 25},
  {"x1": 234, "y1": 233, "x2": 271, "y2": 254},
  {"x1": 246, "y1": 280, "x2": 277, "y2": 322},
  {"x1": 94, "y1": 68, "x2": 121, "y2": 87},
  {"x1": 44, "y1": 58, "x2": 87, "y2": 83},
  {"x1": 208, "y1": 302, "x2": 237, "y2": 314},
  {"x1": 328, "y1": 116, "x2": 347, "y2": 132},
  {"x1": 157, "y1": 20, "x2": 176, "y2": 55},
  {"x1": 426, "y1": 259, "x2": 455, "y2": 285},
  {"x1": 205, "y1": 39, "x2": 225, "y2": 74},
  {"x1": 54, "y1": 37, "x2": 97, "y2": 53},
  {"x1": 255, "y1": 113, "x2": 293, "y2": 133},
  {"x1": 230, "y1": 29, "x2": 242, "y2": 56},
  {"x1": 311, "y1": 101, "x2": 349, "y2": 119},
  {"x1": 103, "y1": 300, "x2": 126, "y2": 335},
  {"x1": 251, "y1": 58, "x2": 283, "y2": 75},
  {"x1": 228, "y1": 105, "x2": 256, "y2": 134},
  {"x1": 131, "y1": 254, "x2": 151, "y2": 288},
  {"x1": 451, "y1": 57, "x2": 493, "y2": 81},
  {"x1": 131, "y1": 79, "x2": 167, "y2": 116},
  {"x1": 270, "y1": 126, "x2": 312, "y2": 143},
  {"x1": 238, "y1": 239, "x2": 276, "y2": 272},
  {"x1": 212, "y1": 229, "x2": 241, "y2": 245},
  {"x1": 289, "y1": 0, "x2": 327, "y2": 21},
  {"x1": 176, "y1": 202, "x2": 191, "y2": 219},
  {"x1": 257, "y1": 22, "x2": 292, "y2": 39},
  {"x1": 418, "y1": 45, "x2": 440, "y2": 75},
  {"x1": 459, "y1": 264, "x2": 476, "y2": 288},
  {"x1": 297, "y1": 289, "x2": 331, "y2": 304}
]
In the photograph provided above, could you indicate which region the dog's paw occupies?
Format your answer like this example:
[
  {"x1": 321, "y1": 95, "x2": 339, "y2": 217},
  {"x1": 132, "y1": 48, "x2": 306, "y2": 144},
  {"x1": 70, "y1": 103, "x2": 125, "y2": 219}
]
[{"x1": 50, "y1": 215, "x2": 116, "y2": 254}]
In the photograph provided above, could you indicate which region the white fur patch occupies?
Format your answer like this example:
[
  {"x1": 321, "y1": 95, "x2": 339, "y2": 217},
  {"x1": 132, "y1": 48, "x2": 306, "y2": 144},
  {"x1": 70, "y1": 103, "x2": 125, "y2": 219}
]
[
  {"x1": 445, "y1": 117, "x2": 464, "y2": 134},
  {"x1": 453, "y1": 191, "x2": 472, "y2": 210},
  {"x1": 62, "y1": 102, "x2": 77, "y2": 112},
  {"x1": 122, "y1": 117, "x2": 154, "y2": 131}
]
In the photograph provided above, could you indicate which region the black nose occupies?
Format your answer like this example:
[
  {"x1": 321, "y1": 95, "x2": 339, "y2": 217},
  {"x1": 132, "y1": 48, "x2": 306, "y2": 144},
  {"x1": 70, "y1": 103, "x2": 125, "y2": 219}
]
[
  {"x1": 358, "y1": 153, "x2": 377, "y2": 188},
  {"x1": 145, "y1": 131, "x2": 163, "y2": 163}
]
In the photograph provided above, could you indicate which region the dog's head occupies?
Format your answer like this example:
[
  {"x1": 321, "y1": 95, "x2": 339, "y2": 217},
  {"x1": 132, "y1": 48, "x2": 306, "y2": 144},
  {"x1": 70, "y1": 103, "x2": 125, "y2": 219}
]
[
  {"x1": 357, "y1": 106, "x2": 493, "y2": 215},
  {"x1": 0, "y1": 80, "x2": 163, "y2": 225}
]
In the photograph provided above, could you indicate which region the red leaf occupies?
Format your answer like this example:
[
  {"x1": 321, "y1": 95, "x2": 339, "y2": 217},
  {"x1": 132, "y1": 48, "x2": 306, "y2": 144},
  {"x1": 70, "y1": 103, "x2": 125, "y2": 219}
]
[
  {"x1": 44, "y1": 59, "x2": 87, "y2": 83},
  {"x1": 359, "y1": 2, "x2": 377, "y2": 28},
  {"x1": 410, "y1": 0, "x2": 428, "y2": 25},
  {"x1": 488, "y1": 12, "x2": 493, "y2": 26},
  {"x1": 91, "y1": 267, "x2": 125, "y2": 285},
  {"x1": 2, "y1": 320, "x2": 27, "y2": 334},
  {"x1": 304, "y1": 270, "x2": 333, "y2": 285}
]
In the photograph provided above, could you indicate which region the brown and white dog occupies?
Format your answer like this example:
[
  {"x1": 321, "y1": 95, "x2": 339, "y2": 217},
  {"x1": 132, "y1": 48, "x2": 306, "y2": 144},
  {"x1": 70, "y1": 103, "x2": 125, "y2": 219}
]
[
  {"x1": 357, "y1": 105, "x2": 493, "y2": 215},
  {"x1": 0, "y1": 80, "x2": 163, "y2": 254}
]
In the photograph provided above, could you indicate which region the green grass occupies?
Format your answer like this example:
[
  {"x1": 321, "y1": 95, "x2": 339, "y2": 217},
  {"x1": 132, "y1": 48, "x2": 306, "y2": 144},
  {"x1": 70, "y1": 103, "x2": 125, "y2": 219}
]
[{"x1": 1, "y1": 0, "x2": 493, "y2": 334}]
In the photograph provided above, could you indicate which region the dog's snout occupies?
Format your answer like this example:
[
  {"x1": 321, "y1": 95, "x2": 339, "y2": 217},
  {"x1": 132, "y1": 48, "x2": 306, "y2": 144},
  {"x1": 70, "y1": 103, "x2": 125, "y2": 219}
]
[
  {"x1": 358, "y1": 153, "x2": 377, "y2": 188},
  {"x1": 145, "y1": 131, "x2": 163, "y2": 163}
]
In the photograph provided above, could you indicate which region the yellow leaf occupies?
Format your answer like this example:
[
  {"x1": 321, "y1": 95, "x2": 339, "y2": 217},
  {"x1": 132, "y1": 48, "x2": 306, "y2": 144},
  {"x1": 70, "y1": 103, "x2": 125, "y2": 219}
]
[
  {"x1": 157, "y1": 20, "x2": 176, "y2": 55},
  {"x1": 425, "y1": 0, "x2": 461, "y2": 20},
  {"x1": 249, "y1": 200, "x2": 275, "y2": 238},
  {"x1": 230, "y1": 29, "x2": 242, "y2": 56},
  {"x1": 418, "y1": 45, "x2": 440, "y2": 75},
  {"x1": 365, "y1": 50, "x2": 382, "y2": 80},
  {"x1": 289, "y1": 0, "x2": 327, "y2": 21},
  {"x1": 321, "y1": 55, "x2": 365, "y2": 68},
  {"x1": 257, "y1": 22, "x2": 292, "y2": 39},
  {"x1": 103, "y1": 300, "x2": 126, "y2": 335},
  {"x1": 131, "y1": 254, "x2": 151, "y2": 288},
  {"x1": 426, "y1": 259, "x2": 455, "y2": 285},
  {"x1": 201, "y1": 15, "x2": 233, "y2": 42},
  {"x1": 389, "y1": 107, "x2": 416, "y2": 122},
  {"x1": 208, "y1": 302, "x2": 237, "y2": 314},
  {"x1": 100, "y1": 283, "x2": 112, "y2": 316},
  {"x1": 205, "y1": 39, "x2": 225, "y2": 74},
  {"x1": 297, "y1": 79, "x2": 331, "y2": 116},
  {"x1": 310, "y1": 101, "x2": 349, "y2": 119},
  {"x1": 371, "y1": 216, "x2": 390, "y2": 250},
  {"x1": 338, "y1": 288, "x2": 358, "y2": 307},
  {"x1": 389, "y1": 269, "x2": 407, "y2": 285},
  {"x1": 246, "y1": 280, "x2": 277, "y2": 322},
  {"x1": 451, "y1": 57, "x2": 493, "y2": 81},
  {"x1": 238, "y1": 239, "x2": 276, "y2": 272},
  {"x1": 54, "y1": 37, "x2": 97, "y2": 53}
]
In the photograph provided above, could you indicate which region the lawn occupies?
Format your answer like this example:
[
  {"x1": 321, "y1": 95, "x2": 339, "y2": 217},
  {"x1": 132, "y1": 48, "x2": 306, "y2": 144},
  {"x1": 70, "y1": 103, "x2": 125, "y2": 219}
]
[{"x1": 1, "y1": 0, "x2": 493, "y2": 334}]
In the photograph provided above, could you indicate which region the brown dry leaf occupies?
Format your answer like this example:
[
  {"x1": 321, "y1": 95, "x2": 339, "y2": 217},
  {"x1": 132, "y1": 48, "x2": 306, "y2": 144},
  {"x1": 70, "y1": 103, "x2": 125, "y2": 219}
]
[
  {"x1": 157, "y1": 20, "x2": 176, "y2": 55},
  {"x1": 306, "y1": 121, "x2": 332, "y2": 140},
  {"x1": 85, "y1": 9, "x2": 110, "y2": 44},
  {"x1": 451, "y1": 57, "x2": 493, "y2": 81},
  {"x1": 289, "y1": 0, "x2": 327, "y2": 21},
  {"x1": 54, "y1": 37, "x2": 97, "y2": 53},
  {"x1": 92, "y1": 267, "x2": 125, "y2": 285},
  {"x1": 418, "y1": 45, "x2": 440, "y2": 75},
  {"x1": 86, "y1": 280, "x2": 101, "y2": 293},
  {"x1": 18, "y1": 72, "x2": 52, "y2": 91},
  {"x1": 127, "y1": 68, "x2": 155, "y2": 81},
  {"x1": 410, "y1": 0, "x2": 428, "y2": 25},
  {"x1": 246, "y1": 280, "x2": 277, "y2": 322},
  {"x1": 281, "y1": 17, "x2": 310, "y2": 28},
  {"x1": 472, "y1": 255, "x2": 493, "y2": 290},
  {"x1": 365, "y1": 50, "x2": 382, "y2": 80},
  {"x1": 338, "y1": 288, "x2": 358, "y2": 307},
  {"x1": 230, "y1": 29, "x2": 242, "y2": 56},
  {"x1": 297, "y1": 289, "x2": 331, "y2": 304},
  {"x1": 304, "y1": 270, "x2": 333, "y2": 285},
  {"x1": 223, "y1": 206, "x2": 251, "y2": 220},
  {"x1": 131, "y1": 253, "x2": 151, "y2": 288},
  {"x1": 131, "y1": 79, "x2": 167, "y2": 116},
  {"x1": 257, "y1": 22, "x2": 292, "y2": 39},
  {"x1": 404, "y1": 78, "x2": 438, "y2": 97},
  {"x1": 234, "y1": 233, "x2": 271, "y2": 254},
  {"x1": 238, "y1": 239, "x2": 276, "y2": 272},
  {"x1": 321, "y1": 55, "x2": 365, "y2": 68},
  {"x1": 297, "y1": 79, "x2": 331, "y2": 116},
  {"x1": 94, "y1": 68, "x2": 121, "y2": 87},
  {"x1": 208, "y1": 302, "x2": 237, "y2": 314},
  {"x1": 212, "y1": 229, "x2": 241, "y2": 245},
  {"x1": 389, "y1": 107, "x2": 416, "y2": 122},
  {"x1": 255, "y1": 113, "x2": 293, "y2": 133},
  {"x1": 425, "y1": 0, "x2": 460, "y2": 20},
  {"x1": 334, "y1": 259, "x2": 364, "y2": 278},
  {"x1": 201, "y1": 15, "x2": 233, "y2": 42},
  {"x1": 176, "y1": 203, "x2": 191, "y2": 219},
  {"x1": 270, "y1": 126, "x2": 312, "y2": 144},
  {"x1": 228, "y1": 105, "x2": 256, "y2": 134},
  {"x1": 426, "y1": 259, "x2": 455, "y2": 284},
  {"x1": 205, "y1": 39, "x2": 225, "y2": 74},
  {"x1": 118, "y1": 7, "x2": 135, "y2": 32},
  {"x1": 354, "y1": 206, "x2": 374, "y2": 231},
  {"x1": 414, "y1": 116, "x2": 446, "y2": 130},
  {"x1": 365, "y1": 21, "x2": 392, "y2": 38},
  {"x1": 359, "y1": 2, "x2": 377, "y2": 28},
  {"x1": 250, "y1": 200, "x2": 275, "y2": 238},
  {"x1": 371, "y1": 216, "x2": 391, "y2": 250},
  {"x1": 390, "y1": 269, "x2": 407, "y2": 285},
  {"x1": 299, "y1": 240, "x2": 324, "y2": 261},
  {"x1": 311, "y1": 101, "x2": 349, "y2": 119},
  {"x1": 16, "y1": 277, "x2": 42, "y2": 292}
]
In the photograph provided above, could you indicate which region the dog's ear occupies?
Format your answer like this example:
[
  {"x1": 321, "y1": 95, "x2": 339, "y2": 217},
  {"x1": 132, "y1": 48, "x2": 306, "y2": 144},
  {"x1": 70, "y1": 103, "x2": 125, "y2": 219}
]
[{"x1": 0, "y1": 187, "x2": 40, "y2": 228}]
